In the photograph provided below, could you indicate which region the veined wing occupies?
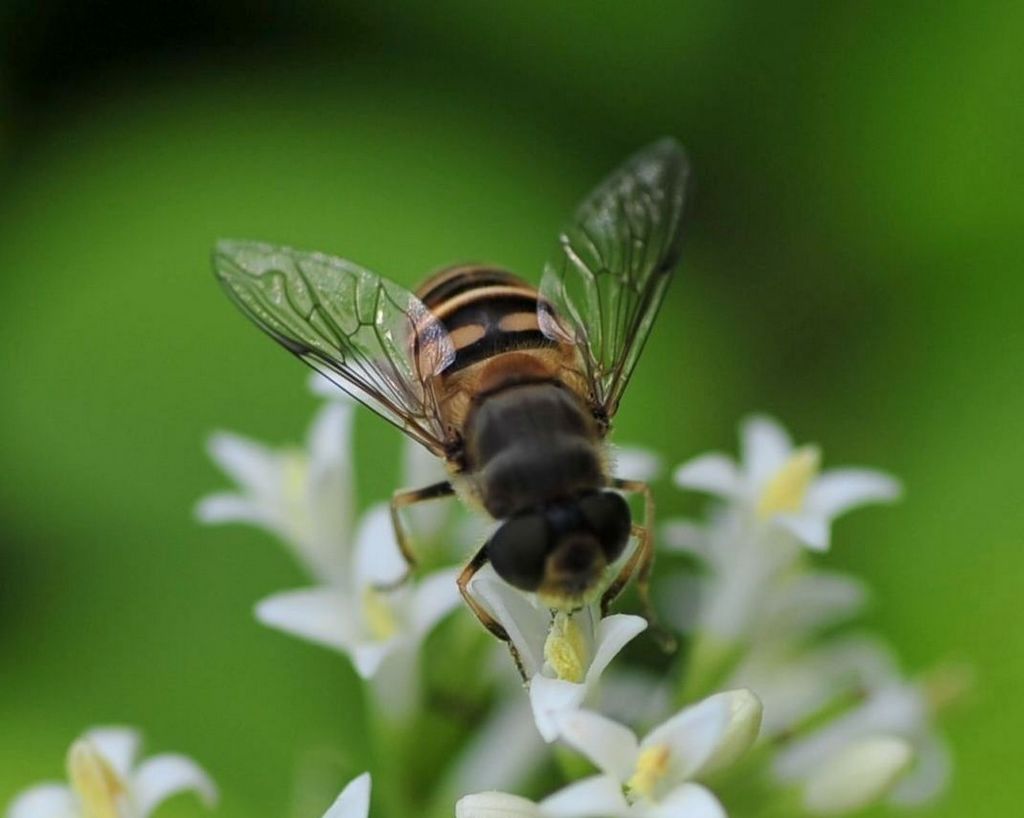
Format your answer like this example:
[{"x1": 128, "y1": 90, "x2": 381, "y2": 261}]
[
  {"x1": 213, "y1": 240, "x2": 456, "y2": 456},
  {"x1": 538, "y1": 138, "x2": 689, "y2": 422}
]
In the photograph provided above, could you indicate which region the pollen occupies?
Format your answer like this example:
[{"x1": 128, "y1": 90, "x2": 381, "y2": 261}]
[
  {"x1": 543, "y1": 611, "x2": 588, "y2": 683},
  {"x1": 757, "y1": 445, "x2": 821, "y2": 518},
  {"x1": 362, "y1": 588, "x2": 399, "y2": 641},
  {"x1": 627, "y1": 743, "x2": 671, "y2": 800},
  {"x1": 67, "y1": 740, "x2": 125, "y2": 818}
]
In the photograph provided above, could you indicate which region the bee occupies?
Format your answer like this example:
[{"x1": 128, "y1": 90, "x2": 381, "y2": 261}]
[{"x1": 213, "y1": 138, "x2": 689, "y2": 650}]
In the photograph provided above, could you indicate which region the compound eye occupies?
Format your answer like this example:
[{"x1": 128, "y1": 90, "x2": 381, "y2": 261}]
[
  {"x1": 487, "y1": 514, "x2": 551, "y2": 592},
  {"x1": 578, "y1": 491, "x2": 631, "y2": 563}
]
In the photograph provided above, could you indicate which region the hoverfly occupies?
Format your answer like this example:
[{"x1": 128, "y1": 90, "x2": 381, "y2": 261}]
[{"x1": 213, "y1": 138, "x2": 689, "y2": 649}]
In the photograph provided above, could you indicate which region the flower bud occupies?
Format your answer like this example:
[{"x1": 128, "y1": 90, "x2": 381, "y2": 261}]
[{"x1": 803, "y1": 736, "x2": 913, "y2": 815}]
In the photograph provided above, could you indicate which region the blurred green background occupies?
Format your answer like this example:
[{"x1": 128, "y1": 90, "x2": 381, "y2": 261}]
[{"x1": 1, "y1": 2, "x2": 1021, "y2": 816}]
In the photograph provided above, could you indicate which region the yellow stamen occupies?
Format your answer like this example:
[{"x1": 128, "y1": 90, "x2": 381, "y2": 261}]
[
  {"x1": 757, "y1": 445, "x2": 821, "y2": 518},
  {"x1": 67, "y1": 740, "x2": 125, "y2": 818},
  {"x1": 362, "y1": 588, "x2": 399, "y2": 641},
  {"x1": 543, "y1": 612, "x2": 588, "y2": 683},
  {"x1": 627, "y1": 743, "x2": 671, "y2": 799}
]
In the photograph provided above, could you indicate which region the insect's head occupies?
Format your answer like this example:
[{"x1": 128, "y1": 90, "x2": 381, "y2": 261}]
[{"x1": 486, "y1": 491, "x2": 631, "y2": 605}]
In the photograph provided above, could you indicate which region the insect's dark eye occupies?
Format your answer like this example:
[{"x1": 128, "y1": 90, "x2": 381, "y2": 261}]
[
  {"x1": 487, "y1": 514, "x2": 551, "y2": 592},
  {"x1": 578, "y1": 491, "x2": 631, "y2": 563}
]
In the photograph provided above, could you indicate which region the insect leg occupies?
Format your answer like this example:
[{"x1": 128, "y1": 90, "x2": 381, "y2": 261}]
[
  {"x1": 376, "y1": 480, "x2": 455, "y2": 590},
  {"x1": 457, "y1": 546, "x2": 528, "y2": 682},
  {"x1": 604, "y1": 478, "x2": 677, "y2": 652}
]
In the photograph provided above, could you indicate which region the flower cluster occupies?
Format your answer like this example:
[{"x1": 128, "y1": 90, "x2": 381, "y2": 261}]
[{"x1": 6, "y1": 382, "x2": 959, "y2": 818}]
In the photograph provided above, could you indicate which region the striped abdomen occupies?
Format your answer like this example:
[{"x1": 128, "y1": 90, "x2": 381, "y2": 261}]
[{"x1": 416, "y1": 264, "x2": 557, "y2": 374}]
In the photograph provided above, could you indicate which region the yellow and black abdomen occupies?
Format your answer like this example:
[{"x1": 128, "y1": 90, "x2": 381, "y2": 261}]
[{"x1": 417, "y1": 265, "x2": 557, "y2": 373}]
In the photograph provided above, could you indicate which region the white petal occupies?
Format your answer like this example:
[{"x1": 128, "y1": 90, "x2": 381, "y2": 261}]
[
  {"x1": 82, "y1": 727, "x2": 141, "y2": 778},
  {"x1": 411, "y1": 569, "x2": 461, "y2": 637},
  {"x1": 539, "y1": 775, "x2": 630, "y2": 818},
  {"x1": 641, "y1": 694, "x2": 730, "y2": 781},
  {"x1": 305, "y1": 403, "x2": 357, "y2": 565},
  {"x1": 802, "y1": 736, "x2": 913, "y2": 815},
  {"x1": 456, "y1": 791, "x2": 541, "y2": 818},
  {"x1": 553, "y1": 709, "x2": 639, "y2": 781},
  {"x1": 254, "y1": 587, "x2": 353, "y2": 653},
  {"x1": 351, "y1": 641, "x2": 397, "y2": 679},
  {"x1": 6, "y1": 784, "x2": 76, "y2": 818},
  {"x1": 806, "y1": 469, "x2": 902, "y2": 518},
  {"x1": 471, "y1": 574, "x2": 549, "y2": 677},
  {"x1": 193, "y1": 493, "x2": 268, "y2": 526},
  {"x1": 740, "y1": 415, "x2": 793, "y2": 485},
  {"x1": 401, "y1": 438, "x2": 451, "y2": 542},
  {"x1": 644, "y1": 783, "x2": 724, "y2": 818},
  {"x1": 322, "y1": 772, "x2": 370, "y2": 818},
  {"x1": 529, "y1": 676, "x2": 586, "y2": 742},
  {"x1": 309, "y1": 371, "x2": 355, "y2": 400},
  {"x1": 695, "y1": 689, "x2": 762, "y2": 775},
  {"x1": 585, "y1": 614, "x2": 647, "y2": 686},
  {"x1": 353, "y1": 505, "x2": 408, "y2": 589},
  {"x1": 612, "y1": 446, "x2": 663, "y2": 482},
  {"x1": 887, "y1": 732, "x2": 951, "y2": 806},
  {"x1": 205, "y1": 432, "x2": 278, "y2": 497},
  {"x1": 774, "y1": 513, "x2": 831, "y2": 551},
  {"x1": 660, "y1": 520, "x2": 708, "y2": 557},
  {"x1": 132, "y1": 754, "x2": 217, "y2": 817},
  {"x1": 672, "y1": 454, "x2": 743, "y2": 499}
]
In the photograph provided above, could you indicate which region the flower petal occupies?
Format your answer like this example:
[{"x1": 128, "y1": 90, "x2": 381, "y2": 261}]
[
  {"x1": 411, "y1": 568, "x2": 461, "y2": 637},
  {"x1": 6, "y1": 784, "x2": 75, "y2": 818},
  {"x1": 802, "y1": 736, "x2": 912, "y2": 815},
  {"x1": 471, "y1": 574, "x2": 549, "y2": 677},
  {"x1": 553, "y1": 709, "x2": 639, "y2": 781},
  {"x1": 641, "y1": 693, "x2": 730, "y2": 781},
  {"x1": 806, "y1": 469, "x2": 902, "y2": 518},
  {"x1": 740, "y1": 415, "x2": 792, "y2": 485},
  {"x1": 539, "y1": 775, "x2": 630, "y2": 818},
  {"x1": 254, "y1": 587, "x2": 354, "y2": 653},
  {"x1": 351, "y1": 641, "x2": 397, "y2": 679},
  {"x1": 322, "y1": 772, "x2": 370, "y2": 818},
  {"x1": 529, "y1": 676, "x2": 586, "y2": 742},
  {"x1": 887, "y1": 732, "x2": 951, "y2": 806},
  {"x1": 774, "y1": 513, "x2": 830, "y2": 551},
  {"x1": 612, "y1": 446, "x2": 663, "y2": 482},
  {"x1": 132, "y1": 754, "x2": 217, "y2": 817},
  {"x1": 696, "y1": 689, "x2": 762, "y2": 776},
  {"x1": 660, "y1": 520, "x2": 708, "y2": 557},
  {"x1": 82, "y1": 727, "x2": 141, "y2": 778},
  {"x1": 353, "y1": 505, "x2": 407, "y2": 589},
  {"x1": 585, "y1": 614, "x2": 647, "y2": 685},
  {"x1": 673, "y1": 454, "x2": 743, "y2": 499},
  {"x1": 205, "y1": 431, "x2": 278, "y2": 497},
  {"x1": 760, "y1": 572, "x2": 867, "y2": 639},
  {"x1": 194, "y1": 493, "x2": 268, "y2": 526},
  {"x1": 645, "y1": 783, "x2": 725, "y2": 818},
  {"x1": 456, "y1": 791, "x2": 541, "y2": 818}
]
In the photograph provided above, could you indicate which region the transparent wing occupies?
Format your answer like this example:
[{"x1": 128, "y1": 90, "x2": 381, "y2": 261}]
[
  {"x1": 538, "y1": 138, "x2": 689, "y2": 420},
  {"x1": 213, "y1": 240, "x2": 456, "y2": 456}
]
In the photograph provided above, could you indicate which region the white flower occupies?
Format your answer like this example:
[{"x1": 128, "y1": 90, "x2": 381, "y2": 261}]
[
  {"x1": 456, "y1": 777, "x2": 633, "y2": 818},
  {"x1": 322, "y1": 773, "x2": 370, "y2": 818},
  {"x1": 255, "y1": 504, "x2": 460, "y2": 717},
  {"x1": 801, "y1": 737, "x2": 913, "y2": 815},
  {"x1": 6, "y1": 727, "x2": 216, "y2": 818},
  {"x1": 772, "y1": 677, "x2": 951, "y2": 810},
  {"x1": 553, "y1": 690, "x2": 762, "y2": 815},
  {"x1": 673, "y1": 415, "x2": 901, "y2": 552},
  {"x1": 470, "y1": 569, "x2": 647, "y2": 742},
  {"x1": 197, "y1": 397, "x2": 357, "y2": 584}
]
